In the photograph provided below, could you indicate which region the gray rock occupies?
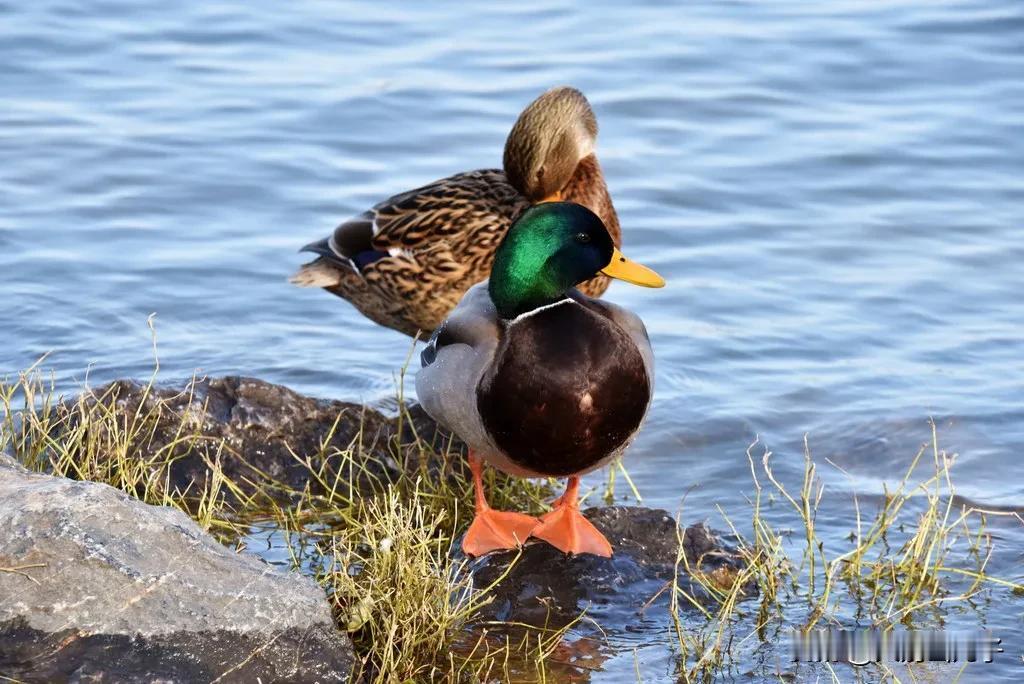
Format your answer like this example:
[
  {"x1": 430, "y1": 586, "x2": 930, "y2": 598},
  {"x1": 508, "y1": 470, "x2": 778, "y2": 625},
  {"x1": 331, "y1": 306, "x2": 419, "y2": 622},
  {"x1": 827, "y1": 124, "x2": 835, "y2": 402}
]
[
  {"x1": 469, "y1": 506, "x2": 755, "y2": 628},
  {"x1": 0, "y1": 451, "x2": 22, "y2": 471},
  {"x1": 0, "y1": 458, "x2": 353, "y2": 683}
]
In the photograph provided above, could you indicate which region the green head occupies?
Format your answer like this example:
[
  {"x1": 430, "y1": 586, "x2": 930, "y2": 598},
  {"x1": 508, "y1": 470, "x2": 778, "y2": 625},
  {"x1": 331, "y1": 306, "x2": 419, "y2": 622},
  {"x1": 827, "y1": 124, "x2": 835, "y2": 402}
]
[{"x1": 489, "y1": 202, "x2": 664, "y2": 319}]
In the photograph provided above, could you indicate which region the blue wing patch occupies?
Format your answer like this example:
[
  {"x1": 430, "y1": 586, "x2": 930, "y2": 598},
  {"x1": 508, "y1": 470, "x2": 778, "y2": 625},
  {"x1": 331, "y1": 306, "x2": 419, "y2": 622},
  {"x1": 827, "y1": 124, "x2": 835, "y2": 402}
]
[{"x1": 420, "y1": 323, "x2": 446, "y2": 367}]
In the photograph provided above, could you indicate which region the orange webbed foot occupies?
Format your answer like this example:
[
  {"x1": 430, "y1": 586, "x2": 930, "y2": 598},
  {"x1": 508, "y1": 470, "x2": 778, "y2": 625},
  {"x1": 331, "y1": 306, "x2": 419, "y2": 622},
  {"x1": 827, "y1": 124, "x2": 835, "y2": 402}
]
[
  {"x1": 462, "y1": 508, "x2": 541, "y2": 557},
  {"x1": 531, "y1": 505, "x2": 612, "y2": 557},
  {"x1": 531, "y1": 477, "x2": 612, "y2": 557}
]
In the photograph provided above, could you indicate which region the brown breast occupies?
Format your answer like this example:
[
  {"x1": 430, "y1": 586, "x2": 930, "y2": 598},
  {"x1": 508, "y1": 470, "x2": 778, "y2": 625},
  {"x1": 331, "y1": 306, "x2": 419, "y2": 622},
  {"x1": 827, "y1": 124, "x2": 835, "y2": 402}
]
[{"x1": 476, "y1": 299, "x2": 650, "y2": 477}]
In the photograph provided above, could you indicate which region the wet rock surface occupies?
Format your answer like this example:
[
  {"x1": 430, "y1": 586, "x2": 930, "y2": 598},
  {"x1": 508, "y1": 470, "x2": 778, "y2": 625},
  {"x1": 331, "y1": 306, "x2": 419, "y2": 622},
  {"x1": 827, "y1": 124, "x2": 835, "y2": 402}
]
[
  {"x1": 469, "y1": 506, "x2": 755, "y2": 627},
  {"x1": 0, "y1": 456, "x2": 353, "y2": 683},
  {"x1": 70, "y1": 376, "x2": 452, "y2": 500}
]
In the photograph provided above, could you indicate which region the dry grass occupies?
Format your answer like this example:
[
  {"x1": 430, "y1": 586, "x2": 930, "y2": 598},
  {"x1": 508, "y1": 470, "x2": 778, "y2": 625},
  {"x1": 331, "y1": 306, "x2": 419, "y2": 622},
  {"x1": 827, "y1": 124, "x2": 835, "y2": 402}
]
[
  {"x1": 3, "y1": 335, "x2": 1021, "y2": 682},
  {"x1": 668, "y1": 427, "x2": 1023, "y2": 682},
  {"x1": 0, "y1": 344, "x2": 568, "y2": 682}
]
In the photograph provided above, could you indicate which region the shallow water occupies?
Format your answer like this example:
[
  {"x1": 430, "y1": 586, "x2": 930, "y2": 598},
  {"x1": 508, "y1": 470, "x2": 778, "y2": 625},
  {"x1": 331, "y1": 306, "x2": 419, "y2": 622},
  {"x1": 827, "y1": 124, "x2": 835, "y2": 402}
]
[{"x1": 3, "y1": 0, "x2": 1023, "y2": 680}]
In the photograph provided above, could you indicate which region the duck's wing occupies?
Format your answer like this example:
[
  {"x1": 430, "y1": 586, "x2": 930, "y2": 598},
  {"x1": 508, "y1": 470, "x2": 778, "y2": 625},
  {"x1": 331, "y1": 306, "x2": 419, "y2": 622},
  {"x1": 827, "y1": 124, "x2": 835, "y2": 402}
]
[
  {"x1": 300, "y1": 169, "x2": 526, "y2": 281},
  {"x1": 293, "y1": 169, "x2": 528, "y2": 335},
  {"x1": 415, "y1": 282, "x2": 502, "y2": 450}
]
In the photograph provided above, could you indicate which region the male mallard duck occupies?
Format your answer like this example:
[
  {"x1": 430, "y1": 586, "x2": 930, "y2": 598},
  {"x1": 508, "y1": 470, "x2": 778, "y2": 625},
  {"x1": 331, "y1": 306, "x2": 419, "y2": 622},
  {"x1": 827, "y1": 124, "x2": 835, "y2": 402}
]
[
  {"x1": 416, "y1": 202, "x2": 663, "y2": 557},
  {"x1": 291, "y1": 86, "x2": 621, "y2": 337}
]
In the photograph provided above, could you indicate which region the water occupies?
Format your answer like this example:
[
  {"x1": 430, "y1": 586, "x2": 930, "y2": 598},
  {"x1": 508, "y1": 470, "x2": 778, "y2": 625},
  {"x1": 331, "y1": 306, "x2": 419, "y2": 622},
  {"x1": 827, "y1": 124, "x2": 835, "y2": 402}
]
[{"x1": 2, "y1": 0, "x2": 1023, "y2": 680}]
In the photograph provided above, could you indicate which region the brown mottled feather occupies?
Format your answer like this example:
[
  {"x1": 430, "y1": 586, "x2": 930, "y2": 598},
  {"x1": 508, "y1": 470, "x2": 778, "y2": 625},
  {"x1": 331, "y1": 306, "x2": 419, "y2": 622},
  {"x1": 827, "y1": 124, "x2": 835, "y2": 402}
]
[{"x1": 294, "y1": 158, "x2": 620, "y2": 337}]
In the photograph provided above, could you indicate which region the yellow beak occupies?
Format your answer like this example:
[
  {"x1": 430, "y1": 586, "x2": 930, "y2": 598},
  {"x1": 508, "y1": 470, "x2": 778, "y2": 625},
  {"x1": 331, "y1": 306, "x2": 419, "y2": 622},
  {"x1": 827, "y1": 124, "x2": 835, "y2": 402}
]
[{"x1": 601, "y1": 248, "x2": 665, "y2": 288}]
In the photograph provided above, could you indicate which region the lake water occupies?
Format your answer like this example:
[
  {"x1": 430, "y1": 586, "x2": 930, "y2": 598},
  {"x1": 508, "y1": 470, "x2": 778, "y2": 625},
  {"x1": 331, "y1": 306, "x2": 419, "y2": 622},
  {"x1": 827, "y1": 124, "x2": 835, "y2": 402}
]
[{"x1": 2, "y1": 1, "x2": 1022, "y2": 681}]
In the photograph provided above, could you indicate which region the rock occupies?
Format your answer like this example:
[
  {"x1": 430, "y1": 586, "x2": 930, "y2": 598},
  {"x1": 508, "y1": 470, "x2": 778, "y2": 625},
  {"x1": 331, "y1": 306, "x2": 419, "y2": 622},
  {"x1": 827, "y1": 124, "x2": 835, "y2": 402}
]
[
  {"x1": 0, "y1": 457, "x2": 353, "y2": 683},
  {"x1": 64, "y1": 376, "x2": 454, "y2": 501},
  {"x1": 468, "y1": 506, "x2": 755, "y2": 628}
]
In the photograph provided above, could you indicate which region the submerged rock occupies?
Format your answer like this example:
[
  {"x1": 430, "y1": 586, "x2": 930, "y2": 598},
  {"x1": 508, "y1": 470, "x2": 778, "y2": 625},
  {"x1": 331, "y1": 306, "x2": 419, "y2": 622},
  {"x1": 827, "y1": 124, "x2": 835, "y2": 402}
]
[
  {"x1": 65, "y1": 376, "x2": 452, "y2": 500},
  {"x1": 0, "y1": 456, "x2": 353, "y2": 683},
  {"x1": 469, "y1": 506, "x2": 755, "y2": 627}
]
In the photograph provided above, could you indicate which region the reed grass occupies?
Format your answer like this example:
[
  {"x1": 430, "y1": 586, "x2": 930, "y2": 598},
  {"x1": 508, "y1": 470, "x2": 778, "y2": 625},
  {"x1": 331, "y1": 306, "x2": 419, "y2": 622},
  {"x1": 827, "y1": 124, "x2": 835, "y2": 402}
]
[
  {"x1": 2, "y1": 337, "x2": 1020, "y2": 682},
  {"x1": 0, "y1": 346, "x2": 565, "y2": 681},
  {"x1": 668, "y1": 428, "x2": 1022, "y2": 682}
]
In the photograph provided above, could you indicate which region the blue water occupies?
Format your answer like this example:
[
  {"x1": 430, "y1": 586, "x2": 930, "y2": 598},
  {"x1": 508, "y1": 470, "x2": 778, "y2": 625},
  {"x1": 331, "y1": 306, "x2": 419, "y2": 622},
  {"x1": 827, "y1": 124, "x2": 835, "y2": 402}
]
[{"x1": 2, "y1": 1, "x2": 1022, "y2": 681}]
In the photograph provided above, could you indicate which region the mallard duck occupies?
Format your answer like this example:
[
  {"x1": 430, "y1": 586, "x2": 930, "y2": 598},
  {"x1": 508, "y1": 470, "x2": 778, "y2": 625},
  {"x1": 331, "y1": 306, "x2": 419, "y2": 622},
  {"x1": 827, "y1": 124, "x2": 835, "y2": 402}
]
[
  {"x1": 291, "y1": 86, "x2": 622, "y2": 337},
  {"x1": 415, "y1": 202, "x2": 663, "y2": 557}
]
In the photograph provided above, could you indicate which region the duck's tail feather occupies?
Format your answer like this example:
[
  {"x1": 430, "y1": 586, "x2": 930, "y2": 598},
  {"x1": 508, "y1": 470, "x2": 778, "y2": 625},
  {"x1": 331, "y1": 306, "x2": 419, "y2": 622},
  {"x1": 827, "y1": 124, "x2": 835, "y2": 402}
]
[{"x1": 289, "y1": 260, "x2": 344, "y2": 288}]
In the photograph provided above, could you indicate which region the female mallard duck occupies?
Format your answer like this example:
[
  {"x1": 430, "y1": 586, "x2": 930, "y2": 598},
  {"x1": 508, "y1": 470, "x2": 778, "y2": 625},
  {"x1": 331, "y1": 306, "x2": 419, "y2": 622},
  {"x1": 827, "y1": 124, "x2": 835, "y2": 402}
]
[
  {"x1": 416, "y1": 202, "x2": 663, "y2": 557},
  {"x1": 291, "y1": 86, "x2": 622, "y2": 337}
]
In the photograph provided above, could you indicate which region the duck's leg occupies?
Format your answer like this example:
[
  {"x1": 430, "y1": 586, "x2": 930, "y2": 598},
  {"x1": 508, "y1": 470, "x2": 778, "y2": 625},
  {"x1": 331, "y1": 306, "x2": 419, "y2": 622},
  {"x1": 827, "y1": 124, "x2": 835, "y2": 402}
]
[
  {"x1": 461, "y1": 450, "x2": 541, "y2": 557},
  {"x1": 530, "y1": 477, "x2": 612, "y2": 557}
]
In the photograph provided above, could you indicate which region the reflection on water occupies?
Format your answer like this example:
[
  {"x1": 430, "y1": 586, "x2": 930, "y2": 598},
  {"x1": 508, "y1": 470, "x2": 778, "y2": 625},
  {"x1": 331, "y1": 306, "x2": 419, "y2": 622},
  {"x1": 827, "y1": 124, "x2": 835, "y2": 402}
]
[{"x1": 2, "y1": 0, "x2": 1022, "y2": 680}]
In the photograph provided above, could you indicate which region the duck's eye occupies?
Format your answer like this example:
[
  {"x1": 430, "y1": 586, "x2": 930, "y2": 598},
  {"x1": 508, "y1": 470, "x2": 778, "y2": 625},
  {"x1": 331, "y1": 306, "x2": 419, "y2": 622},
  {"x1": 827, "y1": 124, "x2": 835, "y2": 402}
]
[{"x1": 575, "y1": 232, "x2": 591, "y2": 244}]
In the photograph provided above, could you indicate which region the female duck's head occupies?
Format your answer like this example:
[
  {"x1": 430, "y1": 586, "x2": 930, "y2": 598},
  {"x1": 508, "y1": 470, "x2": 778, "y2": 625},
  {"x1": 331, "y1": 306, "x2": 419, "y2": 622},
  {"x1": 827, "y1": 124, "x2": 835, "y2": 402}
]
[
  {"x1": 489, "y1": 202, "x2": 664, "y2": 320},
  {"x1": 503, "y1": 87, "x2": 598, "y2": 203}
]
